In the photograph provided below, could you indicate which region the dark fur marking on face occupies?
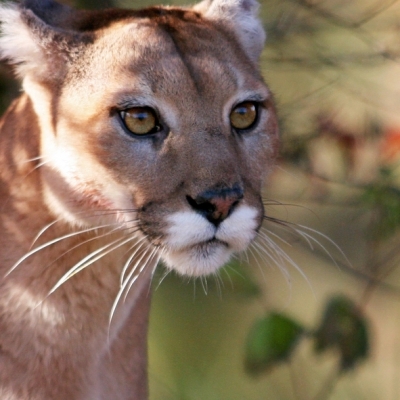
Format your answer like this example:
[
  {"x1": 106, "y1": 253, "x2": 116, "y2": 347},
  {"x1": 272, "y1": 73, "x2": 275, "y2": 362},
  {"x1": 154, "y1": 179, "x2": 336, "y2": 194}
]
[
  {"x1": 76, "y1": 8, "x2": 204, "y2": 32},
  {"x1": 22, "y1": 0, "x2": 203, "y2": 33},
  {"x1": 158, "y1": 24, "x2": 204, "y2": 94},
  {"x1": 147, "y1": 13, "x2": 238, "y2": 96}
]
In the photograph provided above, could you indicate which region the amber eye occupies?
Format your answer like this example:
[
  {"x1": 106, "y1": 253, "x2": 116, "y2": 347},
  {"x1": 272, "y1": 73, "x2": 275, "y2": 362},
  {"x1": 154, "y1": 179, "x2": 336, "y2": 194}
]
[
  {"x1": 121, "y1": 107, "x2": 159, "y2": 135},
  {"x1": 230, "y1": 101, "x2": 258, "y2": 130}
]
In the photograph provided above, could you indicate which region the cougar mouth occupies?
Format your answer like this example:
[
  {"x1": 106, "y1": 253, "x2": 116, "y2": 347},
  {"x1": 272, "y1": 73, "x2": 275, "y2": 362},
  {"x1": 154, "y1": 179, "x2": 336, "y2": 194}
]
[
  {"x1": 159, "y1": 205, "x2": 259, "y2": 276},
  {"x1": 163, "y1": 241, "x2": 233, "y2": 277},
  {"x1": 191, "y1": 236, "x2": 229, "y2": 249},
  {"x1": 192, "y1": 237, "x2": 229, "y2": 250}
]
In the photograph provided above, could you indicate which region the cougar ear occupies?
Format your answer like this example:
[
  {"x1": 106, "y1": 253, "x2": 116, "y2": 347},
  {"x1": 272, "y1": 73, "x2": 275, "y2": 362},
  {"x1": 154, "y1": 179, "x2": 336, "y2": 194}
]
[
  {"x1": 194, "y1": 0, "x2": 266, "y2": 63},
  {"x1": 0, "y1": 1, "x2": 90, "y2": 81}
]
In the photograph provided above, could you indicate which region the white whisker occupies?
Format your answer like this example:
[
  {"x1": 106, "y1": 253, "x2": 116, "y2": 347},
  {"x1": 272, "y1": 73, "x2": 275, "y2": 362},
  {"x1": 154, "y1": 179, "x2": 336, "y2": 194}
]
[
  {"x1": 260, "y1": 227, "x2": 293, "y2": 248},
  {"x1": 32, "y1": 159, "x2": 49, "y2": 170},
  {"x1": 6, "y1": 224, "x2": 121, "y2": 276},
  {"x1": 237, "y1": 248, "x2": 250, "y2": 265},
  {"x1": 253, "y1": 235, "x2": 289, "y2": 273},
  {"x1": 29, "y1": 219, "x2": 61, "y2": 250},
  {"x1": 120, "y1": 236, "x2": 149, "y2": 286},
  {"x1": 213, "y1": 271, "x2": 224, "y2": 297},
  {"x1": 255, "y1": 230, "x2": 314, "y2": 294},
  {"x1": 252, "y1": 240, "x2": 291, "y2": 286},
  {"x1": 200, "y1": 276, "x2": 209, "y2": 295},
  {"x1": 49, "y1": 236, "x2": 136, "y2": 295},
  {"x1": 45, "y1": 226, "x2": 137, "y2": 272},
  {"x1": 18, "y1": 156, "x2": 46, "y2": 165},
  {"x1": 109, "y1": 245, "x2": 155, "y2": 325},
  {"x1": 220, "y1": 264, "x2": 235, "y2": 290},
  {"x1": 293, "y1": 224, "x2": 351, "y2": 268},
  {"x1": 30, "y1": 214, "x2": 136, "y2": 251},
  {"x1": 255, "y1": 232, "x2": 295, "y2": 277},
  {"x1": 263, "y1": 216, "x2": 351, "y2": 268},
  {"x1": 123, "y1": 247, "x2": 159, "y2": 301},
  {"x1": 246, "y1": 243, "x2": 267, "y2": 283},
  {"x1": 148, "y1": 250, "x2": 164, "y2": 291},
  {"x1": 153, "y1": 252, "x2": 172, "y2": 292}
]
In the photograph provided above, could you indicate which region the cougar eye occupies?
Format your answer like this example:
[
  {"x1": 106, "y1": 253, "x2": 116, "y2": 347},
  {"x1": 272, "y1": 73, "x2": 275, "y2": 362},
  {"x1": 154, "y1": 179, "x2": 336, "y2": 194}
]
[
  {"x1": 230, "y1": 101, "x2": 258, "y2": 131},
  {"x1": 120, "y1": 107, "x2": 160, "y2": 136}
]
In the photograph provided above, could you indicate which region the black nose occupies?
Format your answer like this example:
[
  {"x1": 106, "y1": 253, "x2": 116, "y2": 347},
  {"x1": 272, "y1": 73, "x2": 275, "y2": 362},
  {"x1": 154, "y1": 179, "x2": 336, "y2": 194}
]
[{"x1": 186, "y1": 184, "x2": 244, "y2": 226}]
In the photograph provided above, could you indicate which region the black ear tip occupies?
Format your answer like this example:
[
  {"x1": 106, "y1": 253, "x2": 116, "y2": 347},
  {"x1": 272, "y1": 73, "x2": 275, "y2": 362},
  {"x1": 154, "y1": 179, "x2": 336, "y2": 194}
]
[
  {"x1": 240, "y1": 0, "x2": 254, "y2": 12},
  {"x1": 21, "y1": 0, "x2": 71, "y2": 18},
  {"x1": 20, "y1": 0, "x2": 73, "y2": 29},
  {"x1": 22, "y1": 0, "x2": 60, "y2": 9}
]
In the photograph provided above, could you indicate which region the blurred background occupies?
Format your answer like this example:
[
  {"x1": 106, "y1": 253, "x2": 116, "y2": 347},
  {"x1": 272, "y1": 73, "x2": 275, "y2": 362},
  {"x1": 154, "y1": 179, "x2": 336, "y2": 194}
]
[{"x1": 3, "y1": 0, "x2": 400, "y2": 398}]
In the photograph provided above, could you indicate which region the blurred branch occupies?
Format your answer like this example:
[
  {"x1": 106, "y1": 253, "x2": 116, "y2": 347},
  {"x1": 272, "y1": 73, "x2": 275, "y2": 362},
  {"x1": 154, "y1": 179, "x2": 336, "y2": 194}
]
[{"x1": 289, "y1": 0, "x2": 400, "y2": 29}]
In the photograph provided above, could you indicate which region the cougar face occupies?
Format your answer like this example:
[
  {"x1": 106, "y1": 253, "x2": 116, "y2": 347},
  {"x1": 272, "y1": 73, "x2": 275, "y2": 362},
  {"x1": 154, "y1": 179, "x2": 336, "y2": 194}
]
[
  {"x1": 16, "y1": 5, "x2": 279, "y2": 277},
  {"x1": 0, "y1": 0, "x2": 279, "y2": 398}
]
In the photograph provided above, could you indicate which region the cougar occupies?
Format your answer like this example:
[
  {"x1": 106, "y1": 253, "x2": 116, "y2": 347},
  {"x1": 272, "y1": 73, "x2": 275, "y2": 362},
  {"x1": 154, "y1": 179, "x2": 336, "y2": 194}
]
[{"x1": 0, "y1": 0, "x2": 279, "y2": 398}]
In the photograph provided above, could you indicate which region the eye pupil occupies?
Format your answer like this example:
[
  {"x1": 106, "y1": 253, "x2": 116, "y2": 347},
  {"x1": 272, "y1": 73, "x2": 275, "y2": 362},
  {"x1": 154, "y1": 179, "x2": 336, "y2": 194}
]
[
  {"x1": 236, "y1": 106, "x2": 248, "y2": 115},
  {"x1": 230, "y1": 101, "x2": 257, "y2": 130},
  {"x1": 121, "y1": 107, "x2": 158, "y2": 135},
  {"x1": 137, "y1": 112, "x2": 147, "y2": 121}
]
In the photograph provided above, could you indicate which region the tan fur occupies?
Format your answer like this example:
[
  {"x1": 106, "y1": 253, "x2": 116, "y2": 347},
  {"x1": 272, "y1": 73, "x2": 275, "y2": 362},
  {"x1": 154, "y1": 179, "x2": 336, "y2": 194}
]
[{"x1": 0, "y1": 0, "x2": 279, "y2": 399}]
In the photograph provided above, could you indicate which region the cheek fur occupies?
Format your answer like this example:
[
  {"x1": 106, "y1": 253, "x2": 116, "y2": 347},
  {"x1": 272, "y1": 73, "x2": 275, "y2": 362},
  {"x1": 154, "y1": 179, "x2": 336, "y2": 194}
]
[
  {"x1": 164, "y1": 211, "x2": 216, "y2": 250},
  {"x1": 41, "y1": 144, "x2": 136, "y2": 227},
  {"x1": 216, "y1": 205, "x2": 259, "y2": 251}
]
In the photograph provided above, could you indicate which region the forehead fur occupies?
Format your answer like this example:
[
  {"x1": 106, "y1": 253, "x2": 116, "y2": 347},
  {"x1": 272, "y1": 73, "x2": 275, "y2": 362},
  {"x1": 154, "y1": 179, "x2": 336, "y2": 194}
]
[
  {"x1": 90, "y1": 7, "x2": 247, "y2": 70},
  {"x1": 62, "y1": 17, "x2": 263, "y2": 121},
  {"x1": 23, "y1": 0, "x2": 209, "y2": 33},
  {"x1": 65, "y1": 9, "x2": 257, "y2": 84},
  {"x1": 94, "y1": 7, "x2": 230, "y2": 54},
  {"x1": 0, "y1": 0, "x2": 265, "y2": 81}
]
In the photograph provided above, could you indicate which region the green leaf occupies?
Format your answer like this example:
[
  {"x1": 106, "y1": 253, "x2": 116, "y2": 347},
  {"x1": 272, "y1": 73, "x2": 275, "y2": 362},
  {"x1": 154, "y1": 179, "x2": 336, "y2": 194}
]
[
  {"x1": 314, "y1": 295, "x2": 369, "y2": 371},
  {"x1": 245, "y1": 313, "x2": 304, "y2": 375},
  {"x1": 361, "y1": 179, "x2": 400, "y2": 240}
]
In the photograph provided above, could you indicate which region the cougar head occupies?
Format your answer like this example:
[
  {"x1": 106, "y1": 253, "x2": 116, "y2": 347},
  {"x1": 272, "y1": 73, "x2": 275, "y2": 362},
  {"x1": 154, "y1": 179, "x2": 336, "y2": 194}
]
[{"x1": 0, "y1": 0, "x2": 279, "y2": 277}]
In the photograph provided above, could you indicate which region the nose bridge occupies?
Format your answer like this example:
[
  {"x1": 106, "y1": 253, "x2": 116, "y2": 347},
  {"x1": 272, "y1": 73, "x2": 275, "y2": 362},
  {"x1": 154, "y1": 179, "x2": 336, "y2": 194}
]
[
  {"x1": 183, "y1": 124, "x2": 245, "y2": 226},
  {"x1": 186, "y1": 127, "x2": 241, "y2": 190}
]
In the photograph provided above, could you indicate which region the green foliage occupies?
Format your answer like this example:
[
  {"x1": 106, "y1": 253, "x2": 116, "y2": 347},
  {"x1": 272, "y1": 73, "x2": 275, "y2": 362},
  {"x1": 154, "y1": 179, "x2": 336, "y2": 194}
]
[
  {"x1": 245, "y1": 313, "x2": 304, "y2": 375},
  {"x1": 362, "y1": 169, "x2": 400, "y2": 240},
  {"x1": 245, "y1": 295, "x2": 370, "y2": 377},
  {"x1": 315, "y1": 295, "x2": 369, "y2": 371}
]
